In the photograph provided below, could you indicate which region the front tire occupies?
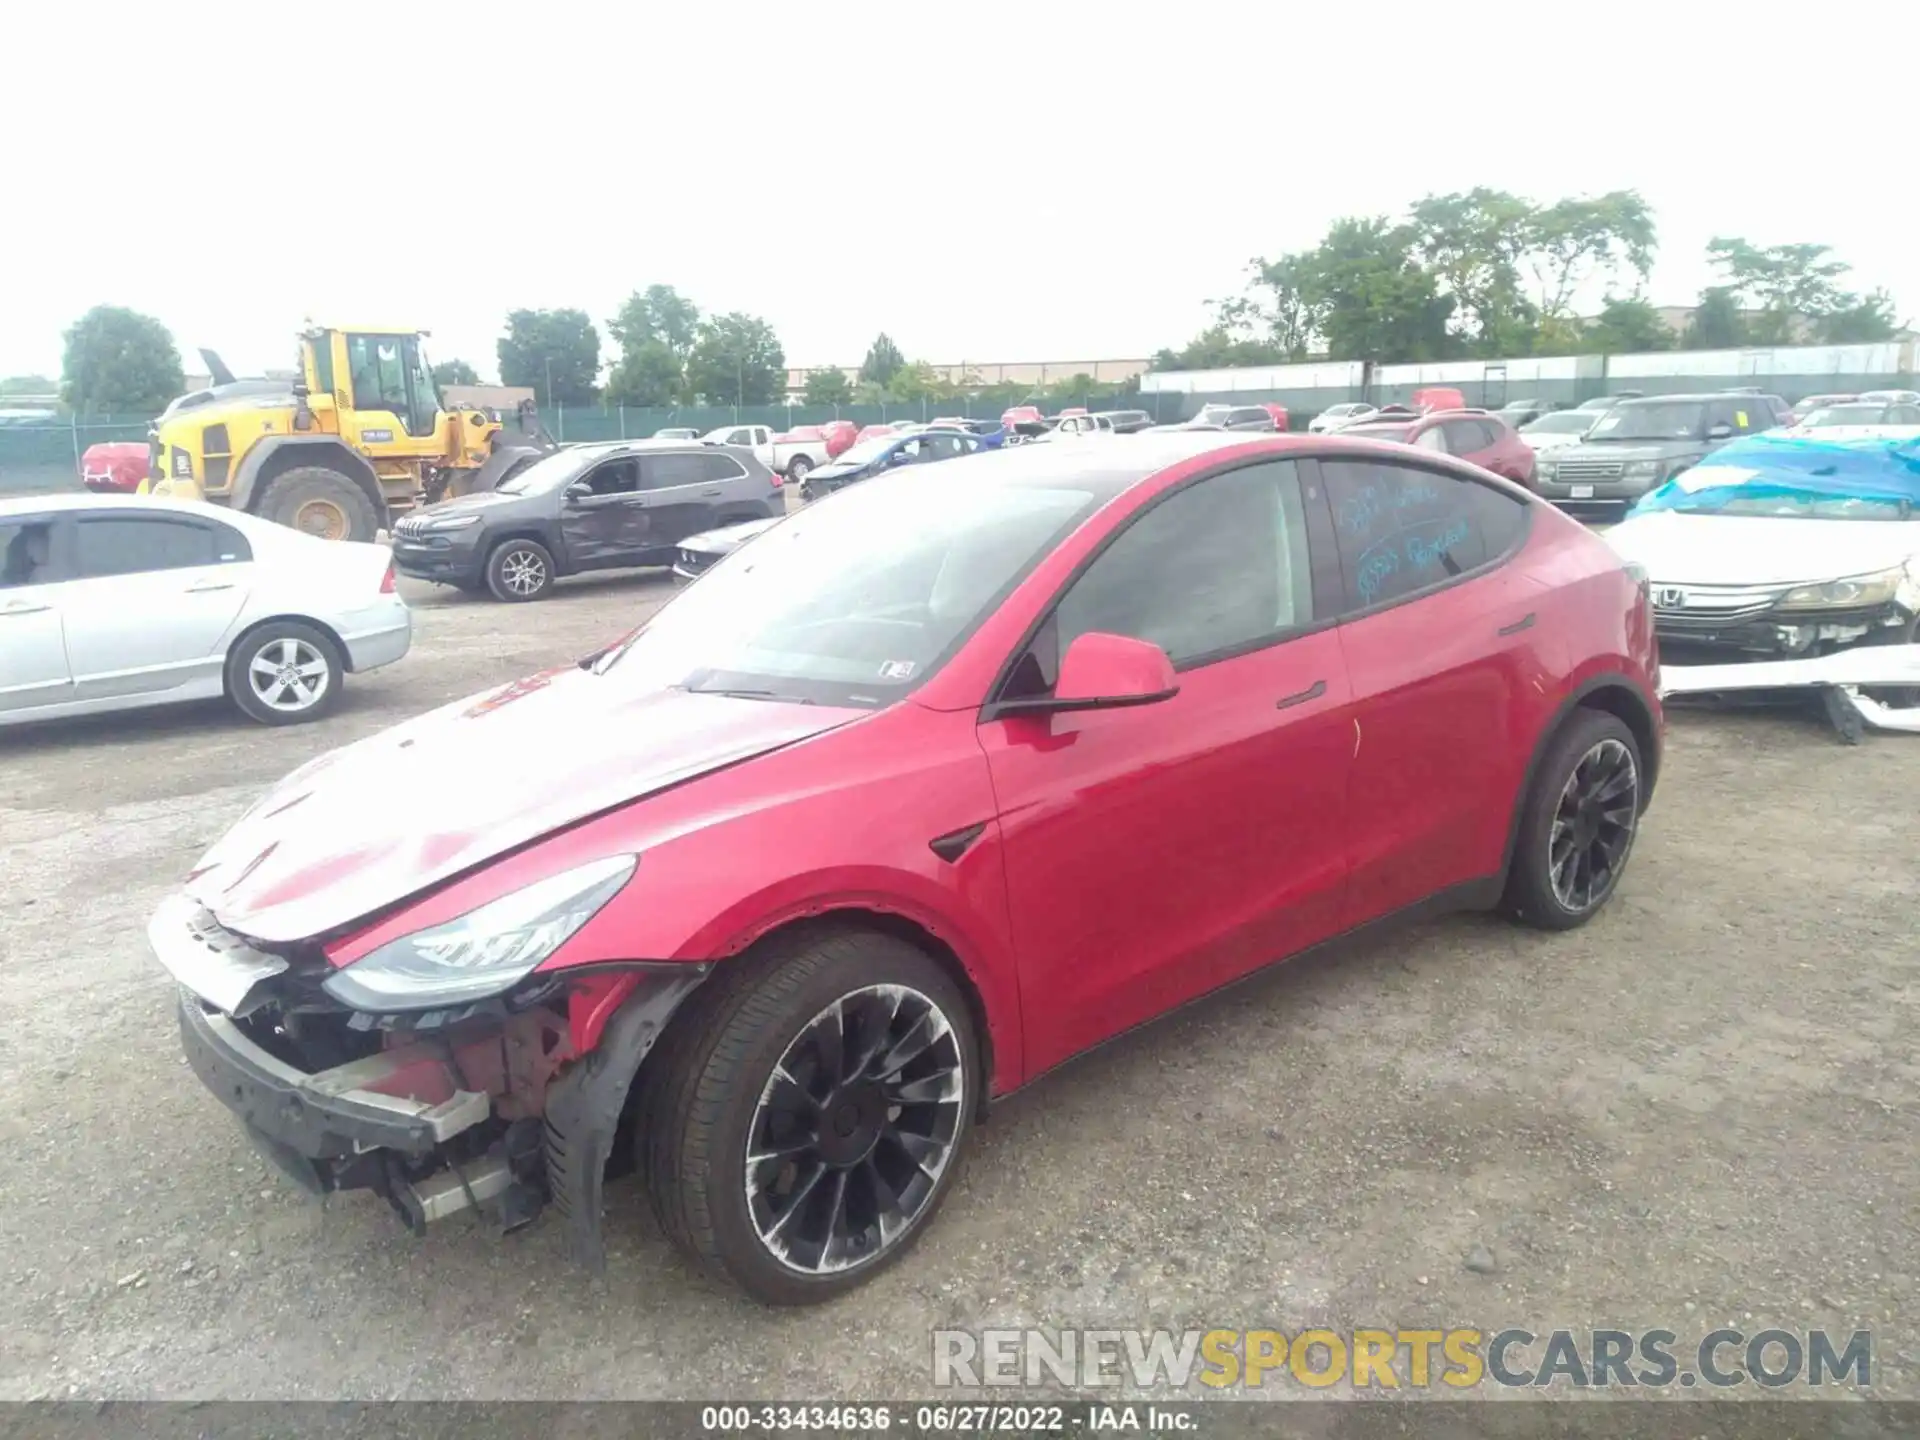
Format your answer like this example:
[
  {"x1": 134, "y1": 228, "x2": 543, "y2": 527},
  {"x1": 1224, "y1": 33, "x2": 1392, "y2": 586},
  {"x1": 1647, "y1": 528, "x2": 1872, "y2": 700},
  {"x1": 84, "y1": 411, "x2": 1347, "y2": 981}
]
[
  {"x1": 641, "y1": 928, "x2": 978, "y2": 1305},
  {"x1": 1502, "y1": 709, "x2": 1642, "y2": 930},
  {"x1": 253, "y1": 466, "x2": 380, "y2": 543},
  {"x1": 485, "y1": 538, "x2": 554, "y2": 602},
  {"x1": 226, "y1": 620, "x2": 344, "y2": 725}
]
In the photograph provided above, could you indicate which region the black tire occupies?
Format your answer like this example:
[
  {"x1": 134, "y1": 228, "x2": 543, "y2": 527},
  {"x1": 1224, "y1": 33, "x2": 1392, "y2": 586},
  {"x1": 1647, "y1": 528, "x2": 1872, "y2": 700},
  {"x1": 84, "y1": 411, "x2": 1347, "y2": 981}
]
[
  {"x1": 485, "y1": 537, "x2": 555, "y2": 602},
  {"x1": 787, "y1": 454, "x2": 813, "y2": 483},
  {"x1": 253, "y1": 466, "x2": 380, "y2": 543},
  {"x1": 640, "y1": 927, "x2": 978, "y2": 1306},
  {"x1": 1502, "y1": 709, "x2": 1643, "y2": 931},
  {"x1": 225, "y1": 620, "x2": 344, "y2": 726}
]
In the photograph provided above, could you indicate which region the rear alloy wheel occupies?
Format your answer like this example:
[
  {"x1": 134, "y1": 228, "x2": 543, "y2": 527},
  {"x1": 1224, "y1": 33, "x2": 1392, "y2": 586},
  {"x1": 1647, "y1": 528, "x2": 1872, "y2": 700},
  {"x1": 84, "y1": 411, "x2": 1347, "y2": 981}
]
[
  {"x1": 642, "y1": 929, "x2": 977, "y2": 1305},
  {"x1": 1503, "y1": 710, "x2": 1642, "y2": 930},
  {"x1": 485, "y1": 538, "x2": 554, "y2": 602},
  {"x1": 226, "y1": 621, "x2": 343, "y2": 725}
]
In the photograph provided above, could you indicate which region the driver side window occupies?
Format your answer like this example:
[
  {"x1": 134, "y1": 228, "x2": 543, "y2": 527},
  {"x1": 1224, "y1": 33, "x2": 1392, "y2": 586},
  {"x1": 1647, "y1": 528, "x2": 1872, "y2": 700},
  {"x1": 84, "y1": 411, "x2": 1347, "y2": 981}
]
[
  {"x1": 585, "y1": 459, "x2": 640, "y2": 496},
  {"x1": 1003, "y1": 461, "x2": 1316, "y2": 699}
]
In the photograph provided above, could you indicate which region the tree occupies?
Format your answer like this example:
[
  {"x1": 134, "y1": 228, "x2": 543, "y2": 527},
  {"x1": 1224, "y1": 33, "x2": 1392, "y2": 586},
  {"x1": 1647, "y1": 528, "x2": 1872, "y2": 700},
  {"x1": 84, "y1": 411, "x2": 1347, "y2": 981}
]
[
  {"x1": 1292, "y1": 218, "x2": 1455, "y2": 363},
  {"x1": 0, "y1": 373, "x2": 56, "y2": 397},
  {"x1": 801, "y1": 368, "x2": 854, "y2": 405},
  {"x1": 60, "y1": 306, "x2": 185, "y2": 416},
  {"x1": 1684, "y1": 286, "x2": 1747, "y2": 350},
  {"x1": 1582, "y1": 295, "x2": 1673, "y2": 355},
  {"x1": 859, "y1": 333, "x2": 905, "y2": 387},
  {"x1": 685, "y1": 313, "x2": 786, "y2": 405},
  {"x1": 1815, "y1": 288, "x2": 1901, "y2": 344},
  {"x1": 1409, "y1": 188, "x2": 1537, "y2": 354},
  {"x1": 604, "y1": 341, "x2": 686, "y2": 407},
  {"x1": 497, "y1": 309, "x2": 600, "y2": 405},
  {"x1": 1706, "y1": 237, "x2": 1854, "y2": 344},
  {"x1": 1149, "y1": 327, "x2": 1289, "y2": 372},
  {"x1": 609, "y1": 285, "x2": 701, "y2": 364},
  {"x1": 431, "y1": 358, "x2": 480, "y2": 387},
  {"x1": 1521, "y1": 192, "x2": 1656, "y2": 322},
  {"x1": 886, "y1": 361, "x2": 962, "y2": 405}
]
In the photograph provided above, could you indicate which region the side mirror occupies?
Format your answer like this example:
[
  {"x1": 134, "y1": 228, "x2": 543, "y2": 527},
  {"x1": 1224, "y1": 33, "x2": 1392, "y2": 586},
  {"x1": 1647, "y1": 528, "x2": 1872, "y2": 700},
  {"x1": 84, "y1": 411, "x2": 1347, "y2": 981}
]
[
  {"x1": 564, "y1": 481, "x2": 593, "y2": 501},
  {"x1": 1707, "y1": 423, "x2": 1734, "y2": 440},
  {"x1": 998, "y1": 633, "x2": 1179, "y2": 716},
  {"x1": 890, "y1": 450, "x2": 913, "y2": 466}
]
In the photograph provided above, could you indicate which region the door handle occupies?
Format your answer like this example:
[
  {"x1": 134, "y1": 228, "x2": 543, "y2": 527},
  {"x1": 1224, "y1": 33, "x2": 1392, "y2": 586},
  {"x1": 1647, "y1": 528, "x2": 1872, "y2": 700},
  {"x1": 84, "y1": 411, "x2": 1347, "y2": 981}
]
[
  {"x1": 0, "y1": 600, "x2": 52, "y2": 616},
  {"x1": 1497, "y1": 612, "x2": 1537, "y2": 636},
  {"x1": 185, "y1": 580, "x2": 235, "y2": 593},
  {"x1": 701, "y1": 488, "x2": 722, "y2": 496},
  {"x1": 1275, "y1": 679, "x2": 1327, "y2": 710}
]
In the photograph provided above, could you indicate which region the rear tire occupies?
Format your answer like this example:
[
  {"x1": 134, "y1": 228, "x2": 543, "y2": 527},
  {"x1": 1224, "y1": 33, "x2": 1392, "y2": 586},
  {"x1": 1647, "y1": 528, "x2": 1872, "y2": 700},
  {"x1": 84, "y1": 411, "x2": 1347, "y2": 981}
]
[
  {"x1": 1502, "y1": 709, "x2": 1642, "y2": 930},
  {"x1": 254, "y1": 466, "x2": 380, "y2": 543},
  {"x1": 787, "y1": 455, "x2": 813, "y2": 483},
  {"x1": 225, "y1": 620, "x2": 344, "y2": 726},
  {"x1": 640, "y1": 927, "x2": 978, "y2": 1305},
  {"x1": 485, "y1": 538, "x2": 554, "y2": 602}
]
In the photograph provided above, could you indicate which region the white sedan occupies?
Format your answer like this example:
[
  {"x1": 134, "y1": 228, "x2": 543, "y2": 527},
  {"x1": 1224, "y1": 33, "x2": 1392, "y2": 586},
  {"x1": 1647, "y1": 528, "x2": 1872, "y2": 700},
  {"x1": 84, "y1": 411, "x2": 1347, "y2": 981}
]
[
  {"x1": 1308, "y1": 402, "x2": 1378, "y2": 433},
  {"x1": 1, "y1": 494, "x2": 410, "y2": 729}
]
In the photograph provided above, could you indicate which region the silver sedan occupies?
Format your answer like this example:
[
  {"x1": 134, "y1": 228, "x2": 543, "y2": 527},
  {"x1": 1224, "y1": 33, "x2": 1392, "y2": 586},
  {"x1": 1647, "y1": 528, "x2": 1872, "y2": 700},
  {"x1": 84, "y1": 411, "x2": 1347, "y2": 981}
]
[{"x1": 1, "y1": 494, "x2": 410, "y2": 728}]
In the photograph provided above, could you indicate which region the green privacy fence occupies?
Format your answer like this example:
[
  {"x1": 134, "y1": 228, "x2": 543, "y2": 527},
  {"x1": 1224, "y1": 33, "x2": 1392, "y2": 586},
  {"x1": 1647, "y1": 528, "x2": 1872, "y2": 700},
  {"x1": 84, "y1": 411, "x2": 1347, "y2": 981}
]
[{"x1": 530, "y1": 392, "x2": 1180, "y2": 442}]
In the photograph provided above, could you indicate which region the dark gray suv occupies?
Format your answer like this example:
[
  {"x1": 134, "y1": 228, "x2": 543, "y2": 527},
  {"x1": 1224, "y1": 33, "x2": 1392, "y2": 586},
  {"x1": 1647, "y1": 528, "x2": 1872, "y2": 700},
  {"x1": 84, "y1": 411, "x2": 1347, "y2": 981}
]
[
  {"x1": 391, "y1": 440, "x2": 781, "y2": 601},
  {"x1": 1531, "y1": 392, "x2": 1776, "y2": 516}
]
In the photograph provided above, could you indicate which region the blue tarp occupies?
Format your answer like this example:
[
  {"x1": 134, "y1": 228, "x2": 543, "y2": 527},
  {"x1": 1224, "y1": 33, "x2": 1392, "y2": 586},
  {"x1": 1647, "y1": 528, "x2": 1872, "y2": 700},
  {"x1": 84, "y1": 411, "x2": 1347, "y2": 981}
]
[{"x1": 1630, "y1": 431, "x2": 1920, "y2": 516}]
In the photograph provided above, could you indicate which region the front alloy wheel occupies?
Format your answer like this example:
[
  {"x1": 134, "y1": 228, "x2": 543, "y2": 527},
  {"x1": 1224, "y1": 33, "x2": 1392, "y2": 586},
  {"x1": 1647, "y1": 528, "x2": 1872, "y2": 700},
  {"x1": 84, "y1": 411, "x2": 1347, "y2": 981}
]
[
  {"x1": 745, "y1": 984, "x2": 965, "y2": 1276},
  {"x1": 641, "y1": 928, "x2": 978, "y2": 1305}
]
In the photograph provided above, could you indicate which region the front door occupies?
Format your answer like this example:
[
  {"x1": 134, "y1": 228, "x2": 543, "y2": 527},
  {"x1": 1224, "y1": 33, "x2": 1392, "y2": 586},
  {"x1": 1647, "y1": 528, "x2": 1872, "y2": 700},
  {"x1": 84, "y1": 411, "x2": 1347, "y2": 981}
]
[
  {"x1": 60, "y1": 512, "x2": 254, "y2": 701},
  {"x1": 558, "y1": 456, "x2": 652, "y2": 568},
  {"x1": 978, "y1": 457, "x2": 1355, "y2": 1079},
  {"x1": 1312, "y1": 454, "x2": 1553, "y2": 924},
  {"x1": 0, "y1": 514, "x2": 71, "y2": 714}
]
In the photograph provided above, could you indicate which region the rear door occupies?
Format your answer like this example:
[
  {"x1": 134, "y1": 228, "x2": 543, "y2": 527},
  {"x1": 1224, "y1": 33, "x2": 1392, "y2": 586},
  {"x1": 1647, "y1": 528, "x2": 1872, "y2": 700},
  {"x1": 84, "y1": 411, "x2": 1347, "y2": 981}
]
[
  {"x1": 60, "y1": 512, "x2": 255, "y2": 702},
  {"x1": 0, "y1": 513, "x2": 71, "y2": 714},
  {"x1": 638, "y1": 449, "x2": 736, "y2": 547},
  {"x1": 1313, "y1": 453, "x2": 1555, "y2": 924}
]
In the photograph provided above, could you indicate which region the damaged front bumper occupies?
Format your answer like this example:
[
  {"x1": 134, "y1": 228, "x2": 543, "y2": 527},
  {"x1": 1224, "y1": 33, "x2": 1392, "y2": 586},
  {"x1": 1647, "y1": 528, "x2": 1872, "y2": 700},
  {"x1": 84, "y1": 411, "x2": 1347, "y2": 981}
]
[
  {"x1": 151, "y1": 893, "x2": 706, "y2": 1265},
  {"x1": 1660, "y1": 642, "x2": 1920, "y2": 734}
]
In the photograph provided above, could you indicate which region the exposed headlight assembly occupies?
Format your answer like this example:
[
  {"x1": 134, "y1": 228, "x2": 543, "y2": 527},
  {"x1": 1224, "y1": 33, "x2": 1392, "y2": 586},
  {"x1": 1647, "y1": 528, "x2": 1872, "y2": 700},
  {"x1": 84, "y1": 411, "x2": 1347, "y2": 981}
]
[
  {"x1": 419, "y1": 513, "x2": 482, "y2": 532},
  {"x1": 1777, "y1": 567, "x2": 1906, "y2": 612},
  {"x1": 323, "y1": 855, "x2": 636, "y2": 1011}
]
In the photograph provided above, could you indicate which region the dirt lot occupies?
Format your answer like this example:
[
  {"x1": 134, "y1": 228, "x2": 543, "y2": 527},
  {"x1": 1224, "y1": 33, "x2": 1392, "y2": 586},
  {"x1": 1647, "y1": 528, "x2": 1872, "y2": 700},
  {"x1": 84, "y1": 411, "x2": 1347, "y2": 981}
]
[{"x1": 1, "y1": 566, "x2": 1917, "y2": 1402}]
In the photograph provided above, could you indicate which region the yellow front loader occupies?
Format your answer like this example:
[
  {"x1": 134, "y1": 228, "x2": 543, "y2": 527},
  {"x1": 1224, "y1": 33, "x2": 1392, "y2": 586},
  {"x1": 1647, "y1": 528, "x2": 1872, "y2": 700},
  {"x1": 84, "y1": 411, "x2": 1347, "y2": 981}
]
[{"x1": 142, "y1": 327, "x2": 554, "y2": 542}]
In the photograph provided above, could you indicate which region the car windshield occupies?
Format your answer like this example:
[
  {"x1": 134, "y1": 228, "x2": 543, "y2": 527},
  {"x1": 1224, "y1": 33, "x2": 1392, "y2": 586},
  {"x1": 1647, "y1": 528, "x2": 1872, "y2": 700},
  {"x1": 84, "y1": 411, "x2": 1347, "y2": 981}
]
[
  {"x1": 592, "y1": 474, "x2": 1103, "y2": 707},
  {"x1": 830, "y1": 436, "x2": 900, "y2": 467},
  {"x1": 1194, "y1": 405, "x2": 1234, "y2": 423},
  {"x1": 494, "y1": 447, "x2": 597, "y2": 495},
  {"x1": 1584, "y1": 401, "x2": 1708, "y2": 441},
  {"x1": 1800, "y1": 405, "x2": 1891, "y2": 427},
  {"x1": 1523, "y1": 412, "x2": 1594, "y2": 435}
]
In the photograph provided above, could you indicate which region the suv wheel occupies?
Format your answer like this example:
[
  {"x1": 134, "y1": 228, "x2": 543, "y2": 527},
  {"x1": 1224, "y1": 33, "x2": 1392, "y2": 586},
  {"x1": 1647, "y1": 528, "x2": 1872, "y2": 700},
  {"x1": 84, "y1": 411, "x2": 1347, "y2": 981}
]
[{"x1": 485, "y1": 539, "x2": 554, "y2": 602}]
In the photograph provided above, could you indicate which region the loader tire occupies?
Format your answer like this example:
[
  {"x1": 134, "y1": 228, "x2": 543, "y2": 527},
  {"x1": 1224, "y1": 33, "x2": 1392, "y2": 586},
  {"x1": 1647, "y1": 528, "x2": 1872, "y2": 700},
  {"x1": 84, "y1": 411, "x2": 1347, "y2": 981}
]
[{"x1": 254, "y1": 466, "x2": 380, "y2": 543}]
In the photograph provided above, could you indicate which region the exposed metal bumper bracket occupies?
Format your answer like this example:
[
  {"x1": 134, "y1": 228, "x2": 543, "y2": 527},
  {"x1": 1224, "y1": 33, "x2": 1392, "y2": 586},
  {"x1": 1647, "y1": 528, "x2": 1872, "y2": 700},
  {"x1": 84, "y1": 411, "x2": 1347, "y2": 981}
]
[{"x1": 543, "y1": 968, "x2": 709, "y2": 1271}]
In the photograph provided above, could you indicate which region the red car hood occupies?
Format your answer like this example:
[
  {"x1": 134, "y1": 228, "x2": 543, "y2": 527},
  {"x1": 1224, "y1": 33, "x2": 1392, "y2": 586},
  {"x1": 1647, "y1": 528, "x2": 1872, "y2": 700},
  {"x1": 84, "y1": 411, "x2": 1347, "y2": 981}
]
[{"x1": 185, "y1": 666, "x2": 862, "y2": 944}]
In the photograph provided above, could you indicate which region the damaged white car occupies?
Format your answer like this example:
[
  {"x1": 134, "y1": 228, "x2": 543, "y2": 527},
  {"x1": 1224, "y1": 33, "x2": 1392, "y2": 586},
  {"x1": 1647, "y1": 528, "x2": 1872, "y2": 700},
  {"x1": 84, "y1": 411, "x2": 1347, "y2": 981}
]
[{"x1": 1605, "y1": 431, "x2": 1920, "y2": 739}]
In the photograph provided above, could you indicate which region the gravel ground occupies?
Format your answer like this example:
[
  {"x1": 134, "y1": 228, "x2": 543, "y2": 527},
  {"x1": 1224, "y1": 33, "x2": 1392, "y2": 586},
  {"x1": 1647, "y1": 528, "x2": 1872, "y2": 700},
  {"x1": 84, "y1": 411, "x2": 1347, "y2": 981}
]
[{"x1": 1, "y1": 563, "x2": 1917, "y2": 1404}]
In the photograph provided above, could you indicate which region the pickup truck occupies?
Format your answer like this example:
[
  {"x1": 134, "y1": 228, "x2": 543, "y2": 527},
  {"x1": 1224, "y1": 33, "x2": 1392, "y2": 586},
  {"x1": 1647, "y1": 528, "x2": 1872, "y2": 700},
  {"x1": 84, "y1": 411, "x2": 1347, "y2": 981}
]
[{"x1": 701, "y1": 423, "x2": 833, "y2": 483}]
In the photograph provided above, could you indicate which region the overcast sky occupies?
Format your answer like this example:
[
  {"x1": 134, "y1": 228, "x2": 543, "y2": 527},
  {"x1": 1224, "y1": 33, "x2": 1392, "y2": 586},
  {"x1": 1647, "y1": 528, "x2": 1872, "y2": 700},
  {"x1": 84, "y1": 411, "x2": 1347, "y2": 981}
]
[{"x1": 4, "y1": 1, "x2": 1914, "y2": 382}]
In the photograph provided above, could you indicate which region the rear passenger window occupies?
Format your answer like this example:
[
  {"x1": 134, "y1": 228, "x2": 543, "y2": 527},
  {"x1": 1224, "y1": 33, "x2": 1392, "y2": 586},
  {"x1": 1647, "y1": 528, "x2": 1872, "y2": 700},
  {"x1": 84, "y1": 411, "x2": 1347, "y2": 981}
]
[
  {"x1": 696, "y1": 452, "x2": 748, "y2": 482},
  {"x1": 1322, "y1": 459, "x2": 1527, "y2": 613},
  {"x1": 639, "y1": 452, "x2": 713, "y2": 489},
  {"x1": 72, "y1": 517, "x2": 228, "y2": 579}
]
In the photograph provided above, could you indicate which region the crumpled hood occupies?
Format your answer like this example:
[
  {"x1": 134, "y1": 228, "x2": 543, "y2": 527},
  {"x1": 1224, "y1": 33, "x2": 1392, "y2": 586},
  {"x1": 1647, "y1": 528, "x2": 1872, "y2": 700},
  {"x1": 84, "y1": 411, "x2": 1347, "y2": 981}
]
[
  {"x1": 186, "y1": 668, "x2": 862, "y2": 944},
  {"x1": 1607, "y1": 510, "x2": 1920, "y2": 587},
  {"x1": 683, "y1": 516, "x2": 780, "y2": 553}
]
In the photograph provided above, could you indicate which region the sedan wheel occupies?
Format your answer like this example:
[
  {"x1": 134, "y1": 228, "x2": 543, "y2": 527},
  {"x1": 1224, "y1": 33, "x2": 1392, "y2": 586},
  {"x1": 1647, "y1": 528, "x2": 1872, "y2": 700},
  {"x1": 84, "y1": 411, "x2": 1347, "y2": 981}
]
[{"x1": 226, "y1": 621, "x2": 343, "y2": 726}]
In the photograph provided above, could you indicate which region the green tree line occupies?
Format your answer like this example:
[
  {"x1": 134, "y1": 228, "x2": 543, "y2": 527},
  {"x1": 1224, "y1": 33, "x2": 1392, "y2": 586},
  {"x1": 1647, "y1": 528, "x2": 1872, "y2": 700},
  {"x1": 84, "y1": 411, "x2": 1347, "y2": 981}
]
[{"x1": 1152, "y1": 189, "x2": 1906, "y2": 372}]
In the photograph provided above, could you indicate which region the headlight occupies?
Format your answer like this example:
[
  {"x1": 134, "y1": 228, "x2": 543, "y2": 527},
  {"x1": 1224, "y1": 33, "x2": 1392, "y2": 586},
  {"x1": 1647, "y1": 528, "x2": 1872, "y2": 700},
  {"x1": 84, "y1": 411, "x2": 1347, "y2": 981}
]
[
  {"x1": 170, "y1": 447, "x2": 193, "y2": 478},
  {"x1": 1777, "y1": 568, "x2": 1906, "y2": 611},
  {"x1": 322, "y1": 854, "x2": 636, "y2": 1011},
  {"x1": 420, "y1": 513, "x2": 482, "y2": 532},
  {"x1": 1623, "y1": 460, "x2": 1663, "y2": 481}
]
